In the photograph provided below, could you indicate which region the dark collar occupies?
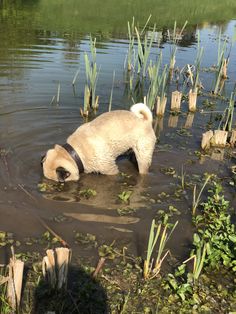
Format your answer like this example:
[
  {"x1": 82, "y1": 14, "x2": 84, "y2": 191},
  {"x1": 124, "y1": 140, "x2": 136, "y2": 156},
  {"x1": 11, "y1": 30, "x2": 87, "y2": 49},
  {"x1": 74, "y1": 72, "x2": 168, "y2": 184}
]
[{"x1": 62, "y1": 143, "x2": 84, "y2": 173}]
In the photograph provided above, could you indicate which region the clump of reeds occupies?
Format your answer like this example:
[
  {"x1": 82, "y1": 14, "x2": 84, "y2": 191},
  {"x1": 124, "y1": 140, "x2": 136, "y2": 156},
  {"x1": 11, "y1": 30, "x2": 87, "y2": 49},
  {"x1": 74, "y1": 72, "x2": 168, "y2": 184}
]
[
  {"x1": 135, "y1": 24, "x2": 156, "y2": 78},
  {"x1": 83, "y1": 36, "x2": 99, "y2": 114},
  {"x1": 167, "y1": 21, "x2": 188, "y2": 73},
  {"x1": 183, "y1": 238, "x2": 207, "y2": 283},
  {"x1": 213, "y1": 30, "x2": 229, "y2": 94},
  {"x1": 146, "y1": 54, "x2": 168, "y2": 116},
  {"x1": 127, "y1": 17, "x2": 136, "y2": 72},
  {"x1": 143, "y1": 218, "x2": 178, "y2": 279}
]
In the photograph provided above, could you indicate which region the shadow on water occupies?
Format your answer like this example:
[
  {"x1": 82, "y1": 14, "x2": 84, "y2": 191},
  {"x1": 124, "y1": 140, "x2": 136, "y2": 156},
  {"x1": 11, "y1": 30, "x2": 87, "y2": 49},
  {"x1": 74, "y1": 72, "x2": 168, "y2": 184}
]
[{"x1": 30, "y1": 265, "x2": 109, "y2": 314}]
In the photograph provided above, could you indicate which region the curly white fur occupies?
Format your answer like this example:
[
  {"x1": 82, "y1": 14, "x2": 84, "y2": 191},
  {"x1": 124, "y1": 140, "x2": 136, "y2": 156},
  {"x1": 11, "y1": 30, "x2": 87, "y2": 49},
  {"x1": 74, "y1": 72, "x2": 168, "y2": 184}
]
[{"x1": 130, "y1": 103, "x2": 153, "y2": 122}]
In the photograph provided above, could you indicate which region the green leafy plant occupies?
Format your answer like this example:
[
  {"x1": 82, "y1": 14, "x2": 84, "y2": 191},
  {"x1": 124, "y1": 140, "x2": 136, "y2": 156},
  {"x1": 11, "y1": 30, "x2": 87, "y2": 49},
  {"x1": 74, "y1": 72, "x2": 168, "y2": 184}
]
[{"x1": 118, "y1": 190, "x2": 133, "y2": 204}]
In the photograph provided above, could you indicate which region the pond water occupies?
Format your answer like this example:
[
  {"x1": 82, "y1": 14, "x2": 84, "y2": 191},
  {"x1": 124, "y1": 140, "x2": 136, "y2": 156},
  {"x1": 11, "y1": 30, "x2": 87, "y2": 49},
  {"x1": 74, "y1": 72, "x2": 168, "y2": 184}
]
[{"x1": 0, "y1": 0, "x2": 236, "y2": 264}]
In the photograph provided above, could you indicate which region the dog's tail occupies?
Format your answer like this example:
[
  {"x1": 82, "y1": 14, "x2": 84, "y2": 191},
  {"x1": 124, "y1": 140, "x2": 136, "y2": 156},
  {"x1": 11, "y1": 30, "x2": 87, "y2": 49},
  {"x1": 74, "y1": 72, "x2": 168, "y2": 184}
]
[{"x1": 130, "y1": 103, "x2": 153, "y2": 122}]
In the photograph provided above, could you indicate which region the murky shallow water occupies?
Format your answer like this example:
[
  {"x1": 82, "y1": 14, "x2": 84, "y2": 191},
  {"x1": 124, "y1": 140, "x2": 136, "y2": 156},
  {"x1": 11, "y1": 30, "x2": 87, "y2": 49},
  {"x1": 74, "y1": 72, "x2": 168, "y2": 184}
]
[{"x1": 0, "y1": 2, "x2": 236, "y2": 264}]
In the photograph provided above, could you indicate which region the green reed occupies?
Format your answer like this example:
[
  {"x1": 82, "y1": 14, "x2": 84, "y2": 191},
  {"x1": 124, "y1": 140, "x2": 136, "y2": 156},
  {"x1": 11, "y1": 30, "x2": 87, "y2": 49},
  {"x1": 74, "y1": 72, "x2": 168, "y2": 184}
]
[
  {"x1": 168, "y1": 21, "x2": 188, "y2": 71},
  {"x1": 192, "y1": 174, "x2": 212, "y2": 216},
  {"x1": 144, "y1": 218, "x2": 178, "y2": 279},
  {"x1": 84, "y1": 36, "x2": 99, "y2": 109},
  {"x1": 108, "y1": 71, "x2": 115, "y2": 112},
  {"x1": 219, "y1": 92, "x2": 235, "y2": 131},
  {"x1": 183, "y1": 238, "x2": 207, "y2": 283},
  {"x1": 213, "y1": 29, "x2": 229, "y2": 94},
  {"x1": 146, "y1": 53, "x2": 162, "y2": 109},
  {"x1": 127, "y1": 17, "x2": 135, "y2": 71},
  {"x1": 135, "y1": 24, "x2": 156, "y2": 77}
]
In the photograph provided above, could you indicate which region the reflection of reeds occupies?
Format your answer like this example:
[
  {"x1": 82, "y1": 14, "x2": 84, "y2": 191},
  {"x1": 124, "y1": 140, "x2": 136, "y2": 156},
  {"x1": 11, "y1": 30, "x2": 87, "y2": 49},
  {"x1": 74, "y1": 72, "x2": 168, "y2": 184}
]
[{"x1": 144, "y1": 219, "x2": 178, "y2": 280}]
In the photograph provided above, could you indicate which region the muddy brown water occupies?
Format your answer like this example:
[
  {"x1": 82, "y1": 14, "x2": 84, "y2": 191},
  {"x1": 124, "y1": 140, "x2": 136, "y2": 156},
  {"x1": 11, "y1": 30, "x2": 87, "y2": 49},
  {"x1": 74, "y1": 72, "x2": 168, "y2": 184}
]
[{"x1": 0, "y1": 2, "x2": 236, "y2": 265}]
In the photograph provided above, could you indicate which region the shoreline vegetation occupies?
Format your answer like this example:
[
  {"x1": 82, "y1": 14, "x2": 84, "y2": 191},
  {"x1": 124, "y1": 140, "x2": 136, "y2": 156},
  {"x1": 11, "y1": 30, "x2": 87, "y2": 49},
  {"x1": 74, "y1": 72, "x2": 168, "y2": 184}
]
[
  {"x1": 1, "y1": 0, "x2": 236, "y2": 36},
  {"x1": 0, "y1": 177, "x2": 236, "y2": 313}
]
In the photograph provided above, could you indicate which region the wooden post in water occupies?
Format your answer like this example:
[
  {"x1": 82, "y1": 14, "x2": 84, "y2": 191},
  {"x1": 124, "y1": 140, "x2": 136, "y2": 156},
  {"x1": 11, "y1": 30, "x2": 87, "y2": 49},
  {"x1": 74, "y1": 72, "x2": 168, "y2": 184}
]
[
  {"x1": 188, "y1": 88, "x2": 198, "y2": 112},
  {"x1": 170, "y1": 90, "x2": 182, "y2": 112},
  {"x1": 156, "y1": 96, "x2": 167, "y2": 117},
  {"x1": 7, "y1": 248, "x2": 24, "y2": 311},
  {"x1": 56, "y1": 247, "x2": 71, "y2": 289},
  {"x1": 230, "y1": 130, "x2": 236, "y2": 147},
  {"x1": 201, "y1": 130, "x2": 213, "y2": 150},
  {"x1": 42, "y1": 248, "x2": 71, "y2": 290},
  {"x1": 211, "y1": 130, "x2": 228, "y2": 147}
]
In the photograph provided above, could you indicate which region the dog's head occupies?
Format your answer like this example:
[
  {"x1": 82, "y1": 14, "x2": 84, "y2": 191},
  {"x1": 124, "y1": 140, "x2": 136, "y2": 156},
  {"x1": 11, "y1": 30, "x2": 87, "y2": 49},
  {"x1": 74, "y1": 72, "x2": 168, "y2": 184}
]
[{"x1": 41, "y1": 144, "x2": 80, "y2": 182}]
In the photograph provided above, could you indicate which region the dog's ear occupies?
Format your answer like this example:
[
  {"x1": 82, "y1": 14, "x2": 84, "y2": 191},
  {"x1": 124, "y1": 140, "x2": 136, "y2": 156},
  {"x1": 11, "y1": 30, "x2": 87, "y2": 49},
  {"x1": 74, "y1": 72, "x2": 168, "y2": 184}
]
[{"x1": 56, "y1": 167, "x2": 71, "y2": 183}]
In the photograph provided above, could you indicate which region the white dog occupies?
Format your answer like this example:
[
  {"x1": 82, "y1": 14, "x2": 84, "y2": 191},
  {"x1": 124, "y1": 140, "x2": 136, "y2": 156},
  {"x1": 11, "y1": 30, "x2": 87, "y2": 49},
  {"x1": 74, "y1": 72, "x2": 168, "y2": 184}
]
[{"x1": 42, "y1": 103, "x2": 156, "y2": 182}]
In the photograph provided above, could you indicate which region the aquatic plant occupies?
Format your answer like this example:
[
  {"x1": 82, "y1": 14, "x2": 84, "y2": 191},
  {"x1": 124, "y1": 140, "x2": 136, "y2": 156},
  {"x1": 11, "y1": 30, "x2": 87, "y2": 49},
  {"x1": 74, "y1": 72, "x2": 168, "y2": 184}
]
[
  {"x1": 219, "y1": 91, "x2": 235, "y2": 131},
  {"x1": 167, "y1": 21, "x2": 188, "y2": 72},
  {"x1": 84, "y1": 36, "x2": 99, "y2": 110},
  {"x1": 56, "y1": 82, "x2": 60, "y2": 105},
  {"x1": 213, "y1": 29, "x2": 229, "y2": 94},
  {"x1": 0, "y1": 267, "x2": 12, "y2": 314},
  {"x1": 108, "y1": 71, "x2": 115, "y2": 112},
  {"x1": 143, "y1": 218, "x2": 178, "y2": 279},
  {"x1": 118, "y1": 190, "x2": 133, "y2": 204},
  {"x1": 72, "y1": 68, "x2": 80, "y2": 86},
  {"x1": 135, "y1": 24, "x2": 156, "y2": 77},
  {"x1": 127, "y1": 17, "x2": 136, "y2": 72},
  {"x1": 183, "y1": 237, "x2": 207, "y2": 283},
  {"x1": 192, "y1": 174, "x2": 212, "y2": 215},
  {"x1": 193, "y1": 181, "x2": 236, "y2": 272}
]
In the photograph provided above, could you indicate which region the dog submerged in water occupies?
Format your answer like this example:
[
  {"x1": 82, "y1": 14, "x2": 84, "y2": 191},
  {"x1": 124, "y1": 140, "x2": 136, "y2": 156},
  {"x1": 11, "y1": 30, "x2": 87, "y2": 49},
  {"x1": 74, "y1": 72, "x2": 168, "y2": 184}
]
[{"x1": 41, "y1": 103, "x2": 156, "y2": 182}]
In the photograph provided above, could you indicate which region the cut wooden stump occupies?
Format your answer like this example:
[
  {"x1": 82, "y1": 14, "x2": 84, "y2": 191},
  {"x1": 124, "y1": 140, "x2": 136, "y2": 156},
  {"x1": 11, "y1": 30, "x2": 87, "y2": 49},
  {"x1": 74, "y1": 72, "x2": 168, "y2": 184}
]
[
  {"x1": 201, "y1": 130, "x2": 213, "y2": 150},
  {"x1": 170, "y1": 91, "x2": 182, "y2": 112},
  {"x1": 168, "y1": 114, "x2": 178, "y2": 128},
  {"x1": 211, "y1": 130, "x2": 228, "y2": 147},
  {"x1": 7, "y1": 250, "x2": 24, "y2": 311},
  {"x1": 56, "y1": 247, "x2": 71, "y2": 289},
  {"x1": 156, "y1": 96, "x2": 167, "y2": 116},
  {"x1": 230, "y1": 130, "x2": 236, "y2": 147},
  {"x1": 184, "y1": 113, "x2": 194, "y2": 129},
  {"x1": 42, "y1": 247, "x2": 71, "y2": 290},
  {"x1": 42, "y1": 249, "x2": 56, "y2": 289},
  {"x1": 188, "y1": 88, "x2": 198, "y2": 112}
]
